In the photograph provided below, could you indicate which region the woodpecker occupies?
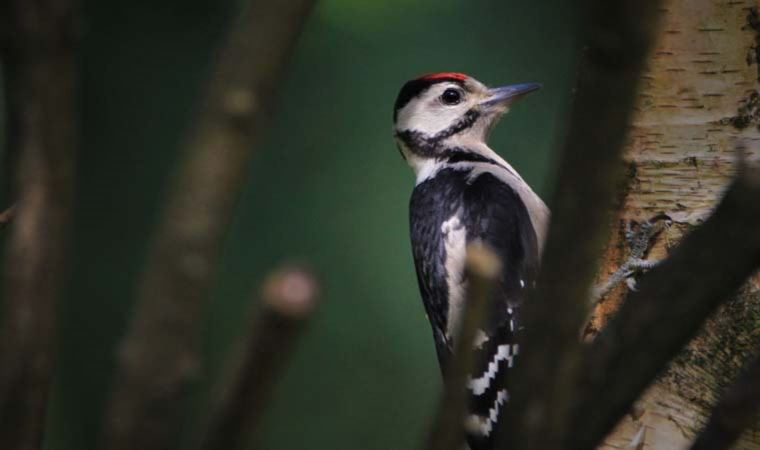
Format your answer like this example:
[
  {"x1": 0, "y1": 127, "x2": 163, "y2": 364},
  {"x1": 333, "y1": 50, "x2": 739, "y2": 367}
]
[{"x1": 393, "y1": 72, "x2": 549, "y2": 450}]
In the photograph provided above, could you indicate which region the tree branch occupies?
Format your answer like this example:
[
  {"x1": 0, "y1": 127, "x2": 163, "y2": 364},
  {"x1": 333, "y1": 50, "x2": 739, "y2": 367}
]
[
  {"x1": 569, "y1": 163, "x2": 760, "y2": 450},
  {"x1": 689, "y1": 350, "x2": 760, "y2": 450},
  {"x1": 102, "y1": 2, "x2": 317, "y2": 450},
  {"x1": 196, "y1": 266, "x2": 319, "y2": 450},
  {"x1": 497, "y1": 2, "x2": 664, "y2": 449},
  {"x1": 0, "y1": 1, "x2": 79, "y2": 449},
  {"x1": 426, "y1": 244, "x2": 501, "y2": 450}
]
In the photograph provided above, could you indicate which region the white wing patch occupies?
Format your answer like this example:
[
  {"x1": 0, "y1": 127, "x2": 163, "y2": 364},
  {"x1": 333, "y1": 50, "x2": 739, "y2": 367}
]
[
  {"x1": 441, "y1": 213, "x2": 467, "y2": 340},
  {"x1": 467, "y1": 344, "x2": 518, "y2": 395},
  {"x1": 465, "y1": 389, "x2": 510, "y2": 437}
]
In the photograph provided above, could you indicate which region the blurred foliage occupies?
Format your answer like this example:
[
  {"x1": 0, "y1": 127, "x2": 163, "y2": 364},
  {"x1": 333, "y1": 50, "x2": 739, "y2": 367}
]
[{"x1": 0, "y1": 0, "x2": 579, "y2": 449}]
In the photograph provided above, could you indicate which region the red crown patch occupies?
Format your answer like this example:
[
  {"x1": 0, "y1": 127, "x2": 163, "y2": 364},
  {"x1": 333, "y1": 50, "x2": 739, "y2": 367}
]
[{"x1": 419, "y1": 72, "x2": 469, "y2": 82}]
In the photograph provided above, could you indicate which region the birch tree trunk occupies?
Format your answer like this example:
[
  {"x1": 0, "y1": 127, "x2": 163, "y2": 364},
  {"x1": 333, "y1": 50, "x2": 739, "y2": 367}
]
[{"x1": 588, "y1": 1, "x2": 760, "y2": 448}]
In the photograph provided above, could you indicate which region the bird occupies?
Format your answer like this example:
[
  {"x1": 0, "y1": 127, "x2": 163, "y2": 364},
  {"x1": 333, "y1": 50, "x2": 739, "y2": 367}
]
[{"x1": 393, "y1": 72, "x2": 549, "y2": 450}]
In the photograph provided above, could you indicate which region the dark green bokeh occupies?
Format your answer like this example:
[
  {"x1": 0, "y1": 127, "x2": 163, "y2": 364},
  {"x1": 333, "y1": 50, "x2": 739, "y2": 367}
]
[{"x1": 23, "y1": 1, "x2": 580, "y2": 449}]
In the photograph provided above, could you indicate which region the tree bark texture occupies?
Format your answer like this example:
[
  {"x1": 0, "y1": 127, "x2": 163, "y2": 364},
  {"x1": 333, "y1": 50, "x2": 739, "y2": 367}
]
[{"x1": 590, "y1": 1, "x2": 760, "y2": 449}]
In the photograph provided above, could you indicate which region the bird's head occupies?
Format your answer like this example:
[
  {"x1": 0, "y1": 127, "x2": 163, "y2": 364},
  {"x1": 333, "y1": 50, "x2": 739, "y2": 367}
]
[{"x1": 393, "y1": 72, "x2": 540, "y2": 159}]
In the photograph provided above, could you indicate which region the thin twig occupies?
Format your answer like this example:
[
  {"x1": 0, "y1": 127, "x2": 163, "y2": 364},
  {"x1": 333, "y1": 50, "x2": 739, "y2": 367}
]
[
  {"x1": 689, "y1": 350, "x2": 760, "y2": 450},
  {"x1": 569, "y1": 163, "x2": 760, "y2": 450},
  {"x1": 102, "y1": 2, "x2": 317, "y2": 450},
  {"x1": 496, "y1": 2, "x2": 664, "y2": 449},
  {"x1": 426, "y1": 244, "x2": 501, "y2": 450},
  {"x1": 196, "y1": 266, "x2": 319, "y2": 450},
  {"x1": 0, "y1": 1, "x2": 79, "y2": 449}
]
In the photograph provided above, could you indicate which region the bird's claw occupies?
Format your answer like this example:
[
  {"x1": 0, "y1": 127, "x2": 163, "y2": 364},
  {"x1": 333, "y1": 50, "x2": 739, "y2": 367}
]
[{"x1": 590, "y1": 214, "x2": 671, "y2": 304}]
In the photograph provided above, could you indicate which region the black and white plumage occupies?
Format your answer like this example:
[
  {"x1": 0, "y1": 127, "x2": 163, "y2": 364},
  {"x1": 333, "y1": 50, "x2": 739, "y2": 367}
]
[{"x1": 394, "y1": 72, "x2": 549, "y2": 450}]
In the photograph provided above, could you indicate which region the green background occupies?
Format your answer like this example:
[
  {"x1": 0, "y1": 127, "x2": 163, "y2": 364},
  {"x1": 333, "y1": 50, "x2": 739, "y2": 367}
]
[{"x1": 5, "y1": 1, "x2": 580, "y2": 449}]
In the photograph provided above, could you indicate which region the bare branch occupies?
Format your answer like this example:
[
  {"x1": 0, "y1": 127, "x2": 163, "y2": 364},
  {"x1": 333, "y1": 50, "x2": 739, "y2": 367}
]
[
  {"x1": 689, "y1": 350, "x2": 760, "y2": 450},
  {"x1": 196, "y1": 266, "x2": 319, "y2": 450},
  {"x1": 426, "y1": 244, "x2": 501, "y2": 450},
  {"x1": 569, "y1": 163, "x2": 760, "y2": 450},
  {"x1": 0, "y1": 1, "x2": 79, "y2": 449},
  {"x1": 102, "y1": 2, "x2": 317, "y2": 450},
  {"x1": 497, "y1": 1, "x2": 664, "y2": 449}
]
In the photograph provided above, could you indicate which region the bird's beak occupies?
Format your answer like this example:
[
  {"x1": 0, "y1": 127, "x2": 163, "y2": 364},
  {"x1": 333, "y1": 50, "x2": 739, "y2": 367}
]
[{"x1": 481, "y1": 83, "x2": 542, "y2": 109}]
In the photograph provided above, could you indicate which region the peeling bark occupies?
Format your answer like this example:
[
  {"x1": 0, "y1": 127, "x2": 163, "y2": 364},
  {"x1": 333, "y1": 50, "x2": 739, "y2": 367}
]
[{"x1": 591, "y1": 1, "x2": 760, "y2": 448}]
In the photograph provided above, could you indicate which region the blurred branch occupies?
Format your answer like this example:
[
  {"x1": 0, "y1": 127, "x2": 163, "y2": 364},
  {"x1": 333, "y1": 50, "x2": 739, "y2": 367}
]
[
  {"x1": 196, "y1": 266, "x2": 319, "y2": 450},
  {"x1": 102, "y1": 2, "x2": 317, "y2": 450},
  {"x1": 0, "y1": 1, "x2": 79, "y2": 449},
  {"x1": 689, "y1": 350, "x2": 760, "y2": 450},
  {"x1": 0, "y1": 204, "x2": 16, "y2": 229},
  {"x1": 569, "y1": 162, "x2": 760, "y2": 450},
  {"x1": 497, "y1": 1, "x2": 663, "y2": 449},
  {"x1": 426, "y1": 244, "x2": 501, "y2": 450}
]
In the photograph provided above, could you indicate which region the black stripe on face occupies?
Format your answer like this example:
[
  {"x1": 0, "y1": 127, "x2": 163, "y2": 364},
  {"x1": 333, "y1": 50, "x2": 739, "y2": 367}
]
[
  {"x1": 395, "y1": 108, "x2": 481, "y2": 156},
  {"x1": 393, "y1": 77, "x2": 466, "y2": 122},
  {"x1": 435, "y1": 108, "x2": 479, "y2": 140}
]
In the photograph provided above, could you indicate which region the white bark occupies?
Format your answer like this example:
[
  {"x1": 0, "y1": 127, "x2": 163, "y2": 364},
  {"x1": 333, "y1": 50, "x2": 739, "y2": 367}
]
[{"x1": 591, "y1": 1, "x2": 760, "y2": 448}]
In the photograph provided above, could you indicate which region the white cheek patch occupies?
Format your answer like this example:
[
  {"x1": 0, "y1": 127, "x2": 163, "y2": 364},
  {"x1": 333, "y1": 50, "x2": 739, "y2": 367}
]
[
  {"x1": 395, "y1": 84, "x2": 474, "y2": 136},
  {"x1": 398, "y1": 102, "x2": 469, "y2": 136}
]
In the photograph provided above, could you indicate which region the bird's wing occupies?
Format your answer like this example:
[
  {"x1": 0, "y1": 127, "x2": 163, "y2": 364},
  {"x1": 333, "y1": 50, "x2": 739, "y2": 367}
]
[
  {"x1": 409, "y1": 171, "x2": 462, "y2": 373},
  {"x1": 460, "y1": 171, "x2": 541, "y2": 447},
  {"x1": 408, "y1": 167, "x2": 542, "y2": 444}
]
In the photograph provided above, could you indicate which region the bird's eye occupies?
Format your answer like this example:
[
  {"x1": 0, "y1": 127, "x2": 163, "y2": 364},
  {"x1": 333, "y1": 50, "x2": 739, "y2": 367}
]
[{"x1": 440, "y1": 88, "x2": 463, "y2": 105}]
